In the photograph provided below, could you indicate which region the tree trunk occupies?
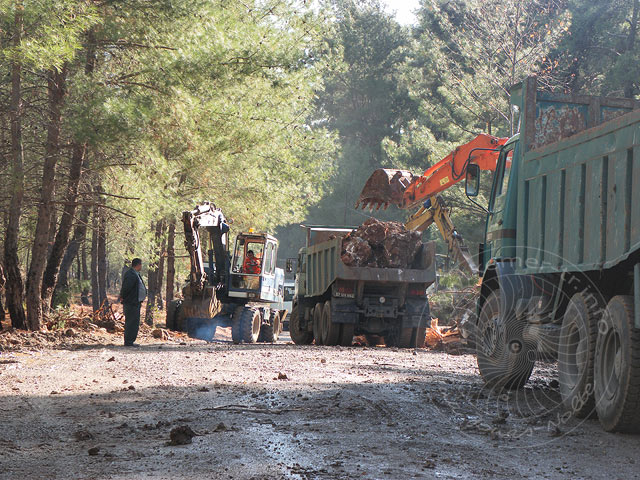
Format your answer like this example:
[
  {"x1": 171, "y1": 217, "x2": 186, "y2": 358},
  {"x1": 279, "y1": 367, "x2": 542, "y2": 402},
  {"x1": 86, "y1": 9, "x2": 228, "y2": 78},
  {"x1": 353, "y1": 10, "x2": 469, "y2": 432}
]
[
  {"x1": 80, "y1": 244, "x2": 89, "y2": 305},
  {"x1": 4, "y1": 8, "x2": 26, "y2": 329},
  {"x1": 97, "y1": 188, "x2": 108, "y2": 308},
  {"x1": 625, "y1": 0, "x2": 640, "y2": 97},
  {"x1": 42, "y1": 143, "x2": 86, "y2": 309},
  {"x1": 0, "y1": 264, "x2": 6, "y2": 329},
  {"x1": 156, "y1": 221, "x2": 166, "y2": 309},
  {"x1": 165, "y1": 220, "x2": 176, "y2": 309},
  {"x1": 90, "y1": 203, "x2": 99, "y2": 311},
  {"x1": 25, "y1": 67, "x2": 67, "y2": 330},
  {"x1": 53, "y1": 200, "x2": 90, "y2": 306},
  {"x1": 145, "y1": 221, "x2": 163, "y2": 325}
]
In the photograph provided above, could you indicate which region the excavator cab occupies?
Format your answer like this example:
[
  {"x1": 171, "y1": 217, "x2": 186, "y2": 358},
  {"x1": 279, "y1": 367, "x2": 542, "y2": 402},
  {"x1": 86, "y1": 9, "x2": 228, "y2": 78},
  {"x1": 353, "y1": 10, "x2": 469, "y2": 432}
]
[{"x1": 229, "y1": 233, "x2": 284, "y2": 303}]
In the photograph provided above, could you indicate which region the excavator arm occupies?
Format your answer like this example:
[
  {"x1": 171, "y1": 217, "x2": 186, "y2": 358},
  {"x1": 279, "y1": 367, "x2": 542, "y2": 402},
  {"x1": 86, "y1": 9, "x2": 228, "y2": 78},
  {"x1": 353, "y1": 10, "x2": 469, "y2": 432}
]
[
  {"x1": 405, "y1": 196, "x2": 477, "y2": 275},
  {"x1": 356, "y1": 134, "x2": 507, "y2": 211},
  {"x1": 356, "y1": 134, "x2": 507, "y2": 273},
  {"x1": 182, "y1": 202, "x2": 230, "y2": 295}
]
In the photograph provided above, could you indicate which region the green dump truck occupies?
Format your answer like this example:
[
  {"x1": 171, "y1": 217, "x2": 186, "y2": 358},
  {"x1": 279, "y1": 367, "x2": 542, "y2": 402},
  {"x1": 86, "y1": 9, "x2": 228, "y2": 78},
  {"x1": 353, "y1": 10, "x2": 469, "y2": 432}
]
[
  {"x1": 465, "y1": 76, "x2": 640, "y2": 432},
  {"x1": 288, "y1": 226, "x2": 436, "y2": 348}
]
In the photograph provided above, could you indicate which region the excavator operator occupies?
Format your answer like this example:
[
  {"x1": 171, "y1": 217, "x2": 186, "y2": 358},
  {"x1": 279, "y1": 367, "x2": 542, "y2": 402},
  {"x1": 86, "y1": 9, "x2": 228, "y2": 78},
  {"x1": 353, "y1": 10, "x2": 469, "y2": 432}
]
[{"x1": 243, "y1": 250, "x2": 261, "y2": 275}]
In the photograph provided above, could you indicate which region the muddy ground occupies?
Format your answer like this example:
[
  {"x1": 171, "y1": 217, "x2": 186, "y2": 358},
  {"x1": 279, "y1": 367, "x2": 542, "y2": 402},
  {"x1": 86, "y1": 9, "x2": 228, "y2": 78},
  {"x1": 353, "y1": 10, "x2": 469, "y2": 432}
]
[{"x1": 1, "y1": 328, "x2": 639, "y2": 480}]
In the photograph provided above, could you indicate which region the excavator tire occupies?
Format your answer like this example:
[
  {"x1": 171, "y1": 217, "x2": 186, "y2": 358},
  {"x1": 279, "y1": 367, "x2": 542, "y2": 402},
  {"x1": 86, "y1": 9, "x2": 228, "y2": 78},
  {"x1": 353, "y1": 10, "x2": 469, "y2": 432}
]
[
  {"x1": 260, "y1": 311, "x2": 281, "y2": 343},
  {"x1": 241, "y1": 307, "x2": 261, "y2": 344},
  {"x1": 231, "y1": 305, "x2": 245, "y2": 344},
  {"x1": 290, "y1": 303, "x2": 313, "y2": 345}
]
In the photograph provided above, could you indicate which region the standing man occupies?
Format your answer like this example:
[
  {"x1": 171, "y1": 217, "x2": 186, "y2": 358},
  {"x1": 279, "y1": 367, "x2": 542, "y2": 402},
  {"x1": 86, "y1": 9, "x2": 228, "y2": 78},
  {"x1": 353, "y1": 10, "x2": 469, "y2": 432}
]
[{"x1": 118, "y1": 258, "x2": 147, "y2": 347}]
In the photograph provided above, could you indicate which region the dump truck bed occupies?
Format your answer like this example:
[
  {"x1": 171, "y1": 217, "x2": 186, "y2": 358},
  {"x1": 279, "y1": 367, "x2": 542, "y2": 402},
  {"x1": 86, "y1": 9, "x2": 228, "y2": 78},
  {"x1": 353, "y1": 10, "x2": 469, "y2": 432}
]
[
  {"x1": 513, "y1": 79, "x2": 640, "y2": 274},
  {"x1": 303, "y1": 237, "x2": 436, "y2": 297}
]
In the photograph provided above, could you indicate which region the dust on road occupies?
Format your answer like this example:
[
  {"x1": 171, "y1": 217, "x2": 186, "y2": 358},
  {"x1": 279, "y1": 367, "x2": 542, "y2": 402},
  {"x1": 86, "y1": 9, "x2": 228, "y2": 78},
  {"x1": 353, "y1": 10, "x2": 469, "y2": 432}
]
[{"x1": 1, "y1": 331, "x2": 639, "y2": 480}]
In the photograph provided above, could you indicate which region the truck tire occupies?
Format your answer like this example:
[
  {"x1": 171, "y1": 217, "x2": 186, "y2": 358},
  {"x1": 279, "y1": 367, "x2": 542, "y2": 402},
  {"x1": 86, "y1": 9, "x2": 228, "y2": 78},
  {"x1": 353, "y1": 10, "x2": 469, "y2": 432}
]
[
  {"x1": 396, "y1": 327, "x2": 418, "y2": 348},
  {"x1": 241, "y1": 307, "x2": 262, "y2": 344},
  {"x1": 558, "y1": 291, "x2": 602, "y2": 418},
  {"x1": 594, "y1": 296, "x2": 640, "y2": 432},
  {"x1": 476, "y1": 290, "x2": 535, "y2": 390},
  {"x1": 231, "y1": 305, "x2": 245, "y2": 344},
  {"x1": 313, "y1": 304, "x2": 324, "y2": 345},
  {"x1": 166, "y1": 300, "x2": 181, "y2": 331},
  {"x1": 385, "y1": 324, "x2": 421, "y2": 348},
  {"x1": 340, "y1": 323, "x2": 354, "y2": 346},
  {"x1": 365, "y1": 334, "x2": 383, "y2": 346},
  {"x1": 322, "y1": 300, "x2": 341, "y2": 346},
  {"x1": 260, "y1": 311, "x2": 281, "y2": 343},
  {"x1": 290, "y1": 303, "x2": 313, "y2": 345}
]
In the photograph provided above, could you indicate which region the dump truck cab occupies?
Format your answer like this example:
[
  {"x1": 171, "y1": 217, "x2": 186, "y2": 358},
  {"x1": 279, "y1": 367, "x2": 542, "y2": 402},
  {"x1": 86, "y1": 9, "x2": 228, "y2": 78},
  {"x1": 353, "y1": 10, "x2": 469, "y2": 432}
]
[
  {"x1": 229, "y1": 232, "x2": 285, "y2": 304},
  {"x1": 470, "y1": 133, "x2": 521, "y2": 272}
]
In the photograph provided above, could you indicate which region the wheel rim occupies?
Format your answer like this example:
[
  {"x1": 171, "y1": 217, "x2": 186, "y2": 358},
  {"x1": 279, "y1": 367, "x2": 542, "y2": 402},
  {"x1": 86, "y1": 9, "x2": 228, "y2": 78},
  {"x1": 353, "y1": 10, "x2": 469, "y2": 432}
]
[{"x1": 601, "y1": 328, "x2": 622, "y2": 401}]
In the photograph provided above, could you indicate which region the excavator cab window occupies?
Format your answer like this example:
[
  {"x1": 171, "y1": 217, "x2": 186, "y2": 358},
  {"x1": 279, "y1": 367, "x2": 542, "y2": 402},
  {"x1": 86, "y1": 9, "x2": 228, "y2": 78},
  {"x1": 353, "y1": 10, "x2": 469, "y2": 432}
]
[{"x1": 231, "y1": 236, "x2": 265, "y2": 290}]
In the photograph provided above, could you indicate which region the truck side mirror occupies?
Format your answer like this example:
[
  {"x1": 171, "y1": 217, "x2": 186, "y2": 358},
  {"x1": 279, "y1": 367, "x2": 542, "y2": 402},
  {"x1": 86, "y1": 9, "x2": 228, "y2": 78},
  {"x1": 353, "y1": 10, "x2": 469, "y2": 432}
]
[
  {"x1": 285, "y1": 258, "x2": 294, "y2": 273},
  {"x1": 465, "y1": 164, "x2": 480, "y2": 197}
]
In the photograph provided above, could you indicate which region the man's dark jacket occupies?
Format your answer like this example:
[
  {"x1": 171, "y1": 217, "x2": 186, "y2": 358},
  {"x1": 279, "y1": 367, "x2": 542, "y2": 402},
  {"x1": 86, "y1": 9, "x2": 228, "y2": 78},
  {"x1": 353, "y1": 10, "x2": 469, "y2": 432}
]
[{"x1": 120, "y1": 268, "x2": 142, "y2": 305}]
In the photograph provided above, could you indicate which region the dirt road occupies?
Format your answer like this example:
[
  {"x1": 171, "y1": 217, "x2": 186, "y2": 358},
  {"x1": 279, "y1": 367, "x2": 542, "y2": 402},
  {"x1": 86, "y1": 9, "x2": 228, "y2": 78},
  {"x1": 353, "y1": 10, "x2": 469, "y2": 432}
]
[{"x1": 1, "y1": 330, "x2": 639, "y2": 479}]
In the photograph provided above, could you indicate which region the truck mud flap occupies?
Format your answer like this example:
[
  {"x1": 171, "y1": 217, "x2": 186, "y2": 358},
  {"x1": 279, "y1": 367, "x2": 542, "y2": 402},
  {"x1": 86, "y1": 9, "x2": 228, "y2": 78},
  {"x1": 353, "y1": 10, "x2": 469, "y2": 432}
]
[
  {"x1": 331, "y1": 298, "x2": 358, "y2": 324},
  {"x1": 402, "y1": 299, "x2": 430, "y2": 328}
]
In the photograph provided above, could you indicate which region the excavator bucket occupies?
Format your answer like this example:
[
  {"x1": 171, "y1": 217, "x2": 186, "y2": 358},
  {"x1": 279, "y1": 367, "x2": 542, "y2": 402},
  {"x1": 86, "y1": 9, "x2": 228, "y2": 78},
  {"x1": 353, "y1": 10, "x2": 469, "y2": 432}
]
[{"x1": 355, "y1": 169, "x2": 415, "y2": 210}]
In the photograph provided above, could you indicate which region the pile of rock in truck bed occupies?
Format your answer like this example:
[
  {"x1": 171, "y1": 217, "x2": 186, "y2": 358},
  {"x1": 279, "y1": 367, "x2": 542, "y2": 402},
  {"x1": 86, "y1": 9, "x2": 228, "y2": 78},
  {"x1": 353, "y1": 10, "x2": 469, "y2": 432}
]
[{"x1": 341, "y1": 218, "x2": 422, "y2": 268}]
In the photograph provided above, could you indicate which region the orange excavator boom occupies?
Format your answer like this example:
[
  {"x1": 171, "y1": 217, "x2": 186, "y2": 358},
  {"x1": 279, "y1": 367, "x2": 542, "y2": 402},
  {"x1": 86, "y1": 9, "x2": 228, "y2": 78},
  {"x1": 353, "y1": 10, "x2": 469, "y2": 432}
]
[{"x1": 356, "y1": 134, "x2": 507, "y2": 211}]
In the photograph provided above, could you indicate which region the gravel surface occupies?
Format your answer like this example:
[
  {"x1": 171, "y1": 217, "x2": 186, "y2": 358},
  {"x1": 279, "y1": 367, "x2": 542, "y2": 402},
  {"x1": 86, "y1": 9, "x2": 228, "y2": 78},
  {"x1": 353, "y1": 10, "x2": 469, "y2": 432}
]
[{"x1": 1, "y1": 329, "x2": 639, "y2": 479}]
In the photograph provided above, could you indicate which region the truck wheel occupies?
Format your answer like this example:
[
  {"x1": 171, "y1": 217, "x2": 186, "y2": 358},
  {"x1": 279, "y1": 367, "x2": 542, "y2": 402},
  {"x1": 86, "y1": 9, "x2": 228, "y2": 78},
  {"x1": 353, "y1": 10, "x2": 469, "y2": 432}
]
[
  {"x1": 166, "y1": 300, "x2": 181, "y2": 331},
  {"x1": 322, "y1": 300, "x2": 341, "y2": 346},
  {"x1": 313, "y1": 305, "x2": 324, "y2": 345},
  {"x1": 365, "y1": 334, "x2": 383, "y2": 346},
  {"x1": 396, "y1": 327, "x2": 417, "y2": 348},
  {"x1": 260, "y1": 311, "x2": 281, "y2": 343},
  {"x1": 476, "y1": 290, "x2": 535, "y2": 390},
  {"x1": 231, "y1": 305, "x2": 244, "y2": 344},
  {"x1": 415, "y1": 318, "x2": 427, "y2": 348},
  {"x1": 594, "y1": 296, "x2": 640, "y2": 432},
  {"x1": 558, "y1": 292, "x2": 602, "y2": 418},
  {"x1": 290, "y1": 303, "x2": 313, "y2": 345},
  {"x1": 241, "y1": 307, "x2": 262, "y2": 344},
  {"x1": 340, "y1": 323, "x2": 354, "y2": 346}
]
